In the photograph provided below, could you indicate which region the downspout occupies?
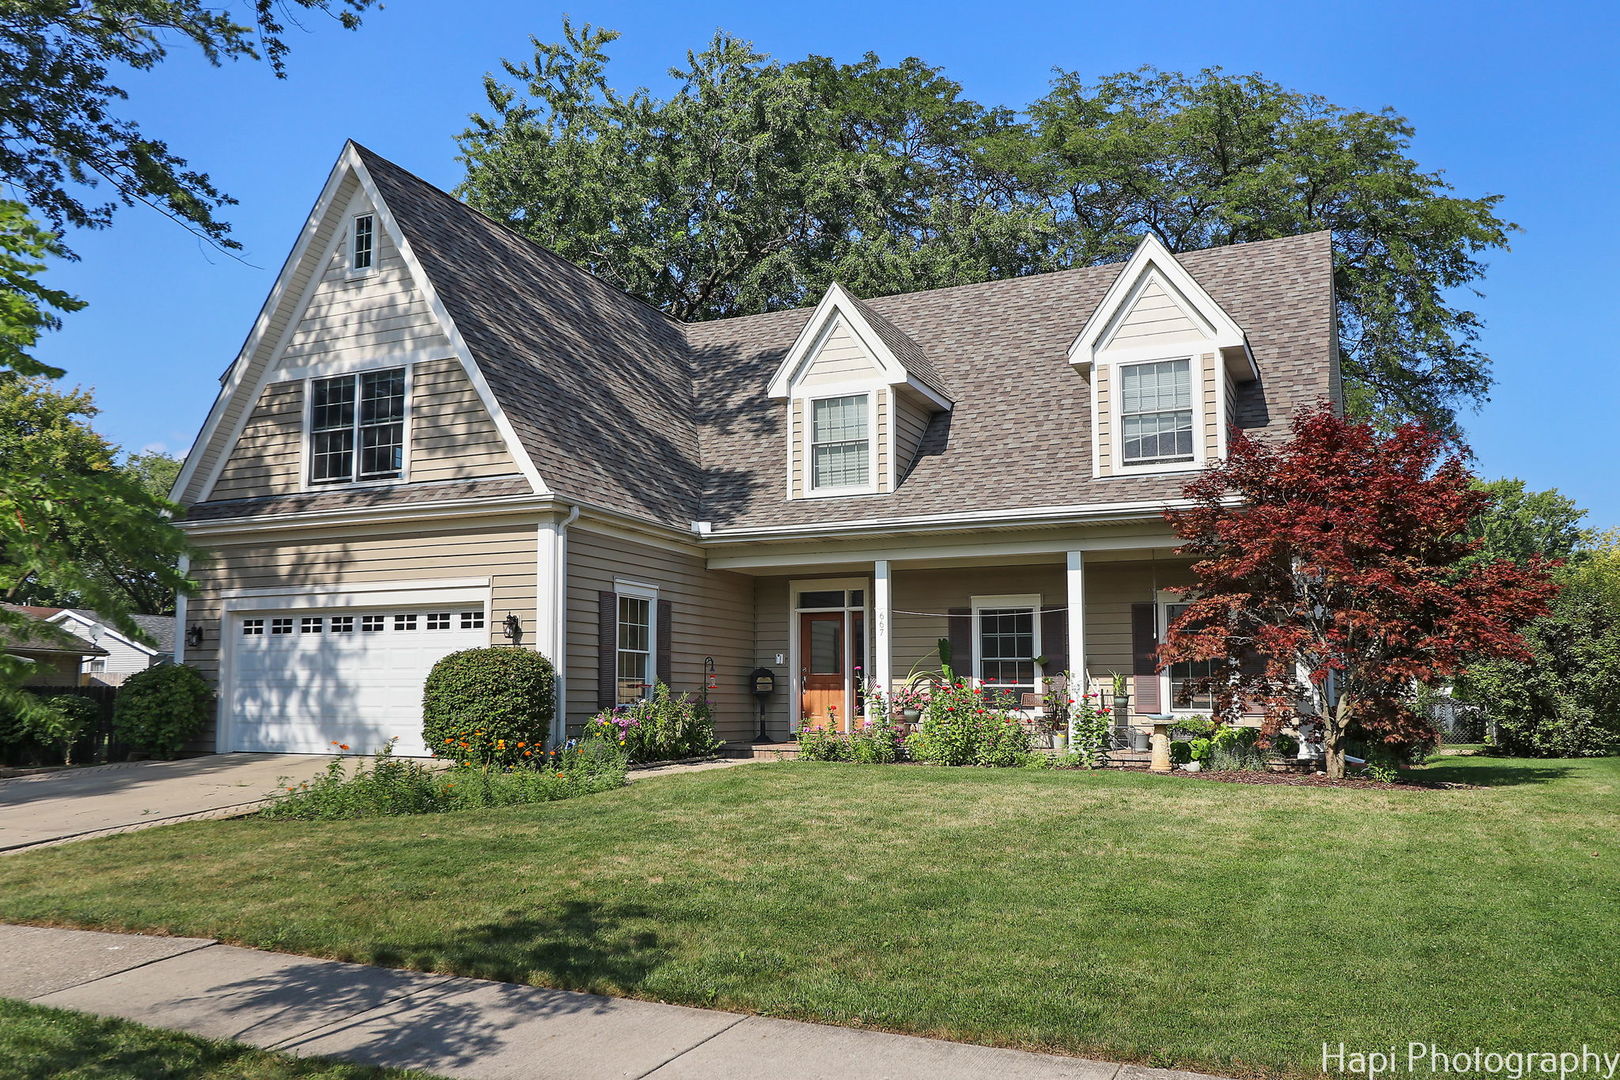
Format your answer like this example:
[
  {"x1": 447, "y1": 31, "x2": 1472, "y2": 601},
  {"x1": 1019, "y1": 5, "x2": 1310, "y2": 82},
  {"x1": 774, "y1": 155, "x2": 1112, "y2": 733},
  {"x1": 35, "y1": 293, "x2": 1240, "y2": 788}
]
[{"x1": 552, "y1": 505, "x2": 580, "y2": 748}]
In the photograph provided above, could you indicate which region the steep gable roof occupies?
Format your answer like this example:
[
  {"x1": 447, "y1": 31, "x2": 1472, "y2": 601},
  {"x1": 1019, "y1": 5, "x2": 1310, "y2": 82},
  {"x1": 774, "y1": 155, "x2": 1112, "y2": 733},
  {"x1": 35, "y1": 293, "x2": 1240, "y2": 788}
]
[{"x1": 354, "y1": 146, "x2": 703, "y2": 525}]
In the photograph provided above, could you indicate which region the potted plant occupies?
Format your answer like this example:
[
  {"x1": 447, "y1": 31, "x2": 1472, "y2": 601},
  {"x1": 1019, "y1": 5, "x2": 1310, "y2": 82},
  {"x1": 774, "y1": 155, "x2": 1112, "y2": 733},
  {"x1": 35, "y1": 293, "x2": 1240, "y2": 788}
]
[{"x1": 1266, "y1": 731, "x2": 1301, "y2": 772}]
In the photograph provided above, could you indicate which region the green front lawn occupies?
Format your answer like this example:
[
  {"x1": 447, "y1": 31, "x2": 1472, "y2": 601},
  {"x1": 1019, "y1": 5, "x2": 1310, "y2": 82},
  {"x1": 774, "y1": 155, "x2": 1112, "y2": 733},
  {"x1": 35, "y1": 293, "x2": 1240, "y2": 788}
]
[
  {"x1": 0, "y1": 999, "x2": 436, "y2": 1080},
  {"x1": 0, "y1": 756, "x2": 1613, "y2": 1079}
]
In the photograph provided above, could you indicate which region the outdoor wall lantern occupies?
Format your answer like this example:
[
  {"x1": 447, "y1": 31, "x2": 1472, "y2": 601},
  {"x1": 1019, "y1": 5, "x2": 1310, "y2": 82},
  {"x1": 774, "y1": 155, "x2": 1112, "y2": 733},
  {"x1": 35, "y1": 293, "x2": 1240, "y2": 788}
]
[
  {"x1": 502, "y1": 612, "x2": 522, "y2": 643},
  {"x1": 185, "y1": 624, "x2": 205, "y2": 648}
]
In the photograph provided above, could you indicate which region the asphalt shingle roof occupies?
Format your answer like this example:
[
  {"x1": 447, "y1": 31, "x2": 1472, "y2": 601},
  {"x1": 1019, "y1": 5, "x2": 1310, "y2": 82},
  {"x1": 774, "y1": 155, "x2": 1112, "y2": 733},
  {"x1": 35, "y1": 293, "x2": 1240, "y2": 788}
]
[{"x1": 195, "y1": 148, "x2": 1335, "y2": 535}]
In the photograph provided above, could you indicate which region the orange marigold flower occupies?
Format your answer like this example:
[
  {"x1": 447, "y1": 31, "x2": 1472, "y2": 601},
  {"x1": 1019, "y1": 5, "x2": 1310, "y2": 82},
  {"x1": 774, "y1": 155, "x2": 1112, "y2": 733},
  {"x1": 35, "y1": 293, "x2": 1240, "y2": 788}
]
[
  {"x1": 339, "y1": 744, "x2": 350, "y2": 750},
  {"x1": 523, "y1": 751, "x2": 533, "y2": 757}
]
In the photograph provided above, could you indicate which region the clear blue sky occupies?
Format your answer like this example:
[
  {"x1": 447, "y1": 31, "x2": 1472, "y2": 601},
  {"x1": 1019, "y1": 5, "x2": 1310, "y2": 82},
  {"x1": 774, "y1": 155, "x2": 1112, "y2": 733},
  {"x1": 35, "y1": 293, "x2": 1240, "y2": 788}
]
[{"x1": 29, "y1": 0, "x2": 1620, "y2": 529}]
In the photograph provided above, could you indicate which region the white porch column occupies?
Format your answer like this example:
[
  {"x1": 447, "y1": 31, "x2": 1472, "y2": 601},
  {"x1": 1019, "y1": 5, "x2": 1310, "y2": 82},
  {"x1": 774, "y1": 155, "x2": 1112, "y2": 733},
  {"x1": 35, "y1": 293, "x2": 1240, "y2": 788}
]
[
  {"x1": 873, "y1": 560, "x2": 893, "y2": 702},
  {"x1": 1065, "y1": 550, "x2": 1087, "y2": 738}
]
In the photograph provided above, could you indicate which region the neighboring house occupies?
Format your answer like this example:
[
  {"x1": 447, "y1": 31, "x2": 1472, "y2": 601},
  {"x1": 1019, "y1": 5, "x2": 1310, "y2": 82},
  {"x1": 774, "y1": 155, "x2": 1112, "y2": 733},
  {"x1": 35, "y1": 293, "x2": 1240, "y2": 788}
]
[
  {"x1": 1, "y1": 606, "x2": 109, "y2": 688},
  {"x1": 44, "y1": 609, "x2": 174, "y2": 684},
  {"x1": 168, "y1": 142, "x2": 1338, "y2": 756}
]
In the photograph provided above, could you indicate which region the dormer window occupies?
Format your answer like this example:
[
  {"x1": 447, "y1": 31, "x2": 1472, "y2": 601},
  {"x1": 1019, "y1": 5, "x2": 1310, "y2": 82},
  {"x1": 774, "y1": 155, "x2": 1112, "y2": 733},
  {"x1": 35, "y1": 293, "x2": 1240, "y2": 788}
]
[
  {"x1": 350, "y1": 213, "x2": 374, "y2": 272},
  {"x1": 1119, "y1": 358, "x2": 1194, "y2": 466},
  {"x1": 309, "y1": 368, "x2": 405, "y2": 484},
  {"x1": 809, "y1": 393, "x2": 872, "y2": 492}
]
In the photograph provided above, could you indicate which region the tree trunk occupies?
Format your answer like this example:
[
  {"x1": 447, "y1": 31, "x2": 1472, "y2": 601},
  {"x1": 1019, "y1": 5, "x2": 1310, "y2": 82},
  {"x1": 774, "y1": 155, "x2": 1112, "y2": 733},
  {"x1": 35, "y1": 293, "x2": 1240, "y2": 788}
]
[{"x1": 1323, "y1": 694, "x2": 1355, "y2": 779}]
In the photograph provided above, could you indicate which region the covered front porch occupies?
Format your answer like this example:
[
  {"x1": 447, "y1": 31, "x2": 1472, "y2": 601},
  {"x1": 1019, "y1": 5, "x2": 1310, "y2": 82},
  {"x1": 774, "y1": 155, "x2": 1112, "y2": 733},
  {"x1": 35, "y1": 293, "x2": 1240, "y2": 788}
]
[{"x1": 706, "y1": 522, "x2": 1212, "y2": 748}]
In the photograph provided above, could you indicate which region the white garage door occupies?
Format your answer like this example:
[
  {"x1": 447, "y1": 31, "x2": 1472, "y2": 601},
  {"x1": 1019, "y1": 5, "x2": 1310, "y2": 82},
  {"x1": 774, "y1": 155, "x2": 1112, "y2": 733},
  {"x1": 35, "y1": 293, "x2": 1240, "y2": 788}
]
[{"x1": 228, "y1": 607, "x2": 488, "y2": 756}]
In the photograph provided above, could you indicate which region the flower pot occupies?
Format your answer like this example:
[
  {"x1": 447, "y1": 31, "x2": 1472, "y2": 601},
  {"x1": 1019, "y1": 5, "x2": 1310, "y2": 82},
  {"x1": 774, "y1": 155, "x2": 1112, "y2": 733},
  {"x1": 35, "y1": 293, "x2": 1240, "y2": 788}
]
[
  {"x1": 1052, "y1": 732, "x2": 1070, "y2": 754},
  {"x1": 1183, "y1": 760, "x2": 1202, "y2": 772},
  {"x1": 901, "y1": 709, "x2": 921, "y2": 722},
  {"x1": 1131, "y1": 730, "x2": 1150, "y2": 752}
]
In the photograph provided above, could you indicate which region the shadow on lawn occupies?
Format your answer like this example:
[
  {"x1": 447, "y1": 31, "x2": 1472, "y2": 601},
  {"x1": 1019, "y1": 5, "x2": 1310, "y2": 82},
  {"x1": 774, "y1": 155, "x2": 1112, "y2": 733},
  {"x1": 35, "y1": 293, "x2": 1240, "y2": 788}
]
[
  {"x1": 1418, "y1": 761, "x2": 1575, "y2": 787},
  {"x1": 368, "y1": 900, "x2": 671, "y2": 992}
]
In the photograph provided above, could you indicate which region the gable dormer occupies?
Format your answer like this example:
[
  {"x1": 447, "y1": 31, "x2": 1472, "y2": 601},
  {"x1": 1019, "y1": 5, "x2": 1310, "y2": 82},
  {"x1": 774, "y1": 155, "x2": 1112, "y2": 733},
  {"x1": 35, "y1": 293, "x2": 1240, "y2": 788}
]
[
  {"x1": 768, "y1": 284, "x2": 951, "y2": 499},
  {"x1": 1069, "y1": 234, "x2": 1257, "y2": 479}
]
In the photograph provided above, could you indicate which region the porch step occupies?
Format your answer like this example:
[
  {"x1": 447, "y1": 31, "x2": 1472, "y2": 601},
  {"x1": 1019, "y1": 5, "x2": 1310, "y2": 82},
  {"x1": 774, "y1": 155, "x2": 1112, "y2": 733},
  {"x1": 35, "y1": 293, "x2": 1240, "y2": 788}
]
[
  {"x1": 1103, "y1": 748, "x2": 1153, "y2": 769},
  {"x1": 719, "y1": 742, "x2": 800, "y2": 760}
]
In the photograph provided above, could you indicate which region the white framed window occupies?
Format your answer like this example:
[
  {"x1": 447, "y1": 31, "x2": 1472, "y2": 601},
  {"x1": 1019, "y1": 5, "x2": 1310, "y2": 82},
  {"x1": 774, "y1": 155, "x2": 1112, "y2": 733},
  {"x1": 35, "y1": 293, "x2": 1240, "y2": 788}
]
[
  {"x1": 241, "y1": 619, "x2": 264, "y2": 636},
  {"x1": 330, "y1": 616, "x2": 355, "y2": 633},
  {"x1": 614, "y1": 581, "x2": 658, "y2": 705},
  {"x1": 970, "y1": 594, "x2": 1042, "y2": 696},
  {"x1": 460, "y1": 610, "x2": 485, "y2": 630},
  {"x1": 308, "y1": 367, "x2": 406, "y2": 484},
  {"x1": 88, "y1": 658, "x2": 106, "y2": 673},
  {"x1": 300, "y1": 617, "x2": 323, "y2": 634},
  {"x1": 426, "y1": 613, "x2": 451, "y2": 630},
  {"x1": 1119, "y1": 357, "x2": 1195, "y2": 467},
  {"x1": 1159, "y1": 593, "x2": 1217, "y2": 713},
  {"x1": 807, "y1": 392, "x2": 873, "y2": 493},
  {"x1": 270, "y1": 618, "x2": 293, "y2": 635},
  {"x1": 361, "y1": 614, "x2": 386, "y2": 633},
  {"x1": 350, "y1": 213, "x2": 375, "y2": 272}
]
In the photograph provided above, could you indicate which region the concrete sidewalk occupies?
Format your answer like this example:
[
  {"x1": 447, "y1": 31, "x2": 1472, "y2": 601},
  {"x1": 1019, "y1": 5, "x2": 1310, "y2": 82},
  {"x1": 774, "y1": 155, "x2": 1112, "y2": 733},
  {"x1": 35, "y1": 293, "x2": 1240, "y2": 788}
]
[{"x1": 0, "y1": 923, "x2": 1221, "y2": 1080}]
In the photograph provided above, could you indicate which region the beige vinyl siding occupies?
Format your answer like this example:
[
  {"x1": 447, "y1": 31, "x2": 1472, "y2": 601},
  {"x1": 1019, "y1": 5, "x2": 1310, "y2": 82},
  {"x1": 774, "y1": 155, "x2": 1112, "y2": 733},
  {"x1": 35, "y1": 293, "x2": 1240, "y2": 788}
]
[
  {"x1": 185, "y1": 518, "x2": 541, "y2": 749},
  {"x1": 1202, "y1": 351, "x2": 1220, "y2": 461},
  {"x1": 20, "y1": 654, "x2": 83, "y2": 688},
  {"x1": 410, "y1": 357, "x2": 521, "y2": 483},
  {"x1": 278, "y1": 219, "x2": 451, "y2": 368},
  {"x1": 1106, "y1": 277, "x2": 1203, "y2": 350},
  {"x1": 891, "y1": 565, "x2": 1065, "y2": 681},
  {"x1": 875, "y1": 388, "x2": 891, "y2": 492},
  {"x1": 753, "y1": 576, "x2": 792, "y2": 735},
  {"x1": 181, "y1": 176, "x2": 362, "y2": 505},
  {"x1": 565, "y1": 528, "x2": 755, "y2": 741},
  {"x1": 1094, "y1": 364, "x2": 1113, "y2": 475},
  {"x1": 208, "y1": 381, "x2": 304, "y2": 500},
  {"x1": 892, "y1": 393, "x2": 933, "y2": 484},
  {"x1": 798, "y1": 318, "x2": 879, "y2": 386},
  {"x1": 1082, "y1": 559, "x2": 1193, "y2": 719},
  {"x1": 789, "y1": 398, "x2": 803, "y2": 497}
]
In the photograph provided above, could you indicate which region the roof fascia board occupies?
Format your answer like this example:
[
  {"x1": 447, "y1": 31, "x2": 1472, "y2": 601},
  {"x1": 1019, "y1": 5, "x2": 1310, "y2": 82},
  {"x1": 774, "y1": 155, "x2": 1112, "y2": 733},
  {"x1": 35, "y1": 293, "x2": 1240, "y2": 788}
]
[
  {"x1": 767, "y1": 283, "x2": 950, "y2": 406},
  {"x1": 170, "y1": 146, "x2": 359, "y2": 504},
  {"x1": 43, "y1": 611, "x2": 157, "y2": 655},
  {"x1": 346, "y1": 156, "x2": 552, "y2": 496},
  {"x1": 1068, "y1": 234, "x2": 1255, "y2": 379}
]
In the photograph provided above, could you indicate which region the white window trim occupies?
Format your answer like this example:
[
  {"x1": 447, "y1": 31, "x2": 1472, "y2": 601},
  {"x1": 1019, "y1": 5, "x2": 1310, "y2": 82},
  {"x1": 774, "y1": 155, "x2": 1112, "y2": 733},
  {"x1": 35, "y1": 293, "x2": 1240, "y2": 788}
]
[
  {"x1": 1110, "y1": 355, "x2": 1206, "y2": 476},
  {"x1": 300, "y1": 362, "x2": 413, "y2": 492},
  {"x1": 1157, "y1": 589, "x2": 1215, "y2": 715},
  {"x1": 969, "y1": 593, "x2": 1043, "y2": 701},
  {"x1": 800, "y1": 388, "x2": 879, "y2": 497},
  {"x1": 346, "y1": 212, "x2": 376, "y2": 278},
  {"x1": 613, "y1": 579, "x2": 659, "y2": 705}
]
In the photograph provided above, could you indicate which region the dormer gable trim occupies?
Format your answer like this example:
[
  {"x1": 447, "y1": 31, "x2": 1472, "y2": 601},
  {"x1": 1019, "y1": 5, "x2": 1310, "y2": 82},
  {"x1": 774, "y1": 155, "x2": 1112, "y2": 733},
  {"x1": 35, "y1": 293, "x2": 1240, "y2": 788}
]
[
  {"x1": 1068, "y1": 233, "x2": 1258, "y2": 383},
  {"x1": 170, "y1": 141, "x2": 548, "y2": 506},
  {"x1": 767, "y1": 283, "x2": 953, "y2": 410}
]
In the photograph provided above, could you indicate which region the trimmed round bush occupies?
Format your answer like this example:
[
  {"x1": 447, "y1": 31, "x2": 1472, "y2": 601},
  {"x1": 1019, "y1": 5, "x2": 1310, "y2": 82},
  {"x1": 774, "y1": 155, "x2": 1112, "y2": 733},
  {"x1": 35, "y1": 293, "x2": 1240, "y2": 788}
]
[
  {"x1": 422, "y1": 648, "x2": 555, "y2": 764},
  {"x1": 113, "y1": 664, "x2": 213, "y2": 759}
]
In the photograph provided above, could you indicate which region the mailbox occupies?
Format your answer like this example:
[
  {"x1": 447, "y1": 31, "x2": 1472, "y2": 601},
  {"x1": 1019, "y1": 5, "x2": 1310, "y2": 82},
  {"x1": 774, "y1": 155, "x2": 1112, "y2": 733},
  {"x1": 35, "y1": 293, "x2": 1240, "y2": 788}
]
[{"x1": 750, "y1": 668, "x2": 777, "y2": 697}]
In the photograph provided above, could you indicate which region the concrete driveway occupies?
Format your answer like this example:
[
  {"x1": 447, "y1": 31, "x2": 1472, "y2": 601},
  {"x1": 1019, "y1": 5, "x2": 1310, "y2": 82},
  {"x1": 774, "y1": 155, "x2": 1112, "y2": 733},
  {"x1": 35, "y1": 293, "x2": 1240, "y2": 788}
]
[{"x1": 0, "y1": 754, "x2": 334, "y2": 852}]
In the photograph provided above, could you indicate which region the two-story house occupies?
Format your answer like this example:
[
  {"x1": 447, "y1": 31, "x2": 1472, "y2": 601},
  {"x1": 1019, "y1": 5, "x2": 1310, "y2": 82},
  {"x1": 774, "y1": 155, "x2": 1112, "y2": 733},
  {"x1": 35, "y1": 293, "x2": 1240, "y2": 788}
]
[{"x1": 169, "y1": 142, "x2": 1338, "y2": 756}]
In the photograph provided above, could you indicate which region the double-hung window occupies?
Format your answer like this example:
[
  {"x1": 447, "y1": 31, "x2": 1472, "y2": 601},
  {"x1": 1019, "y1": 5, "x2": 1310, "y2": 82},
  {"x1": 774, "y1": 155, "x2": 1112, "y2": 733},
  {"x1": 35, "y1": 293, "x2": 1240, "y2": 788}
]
[
  {"x1": 351, "y1": 214, "x2": 374, "y2": 272},
  {"x1": 973, "y1": 595, "x2": 1041, "y2": 695},
  {"x1": 809, "y1": 394, "x2": 870, "y2": 491},
  {"x1": 1162, "y1": 601, "x2": 1217, "y2": 711},
  {"x1": 1120, "y1": 358, "x2": 1195, "y2": 466},
  {"x1": 615, "y1": 585, "x2": 657, "y2": 705},
  {"x1": 309, "y1": 368, "x2": 405, "y2": 483}
]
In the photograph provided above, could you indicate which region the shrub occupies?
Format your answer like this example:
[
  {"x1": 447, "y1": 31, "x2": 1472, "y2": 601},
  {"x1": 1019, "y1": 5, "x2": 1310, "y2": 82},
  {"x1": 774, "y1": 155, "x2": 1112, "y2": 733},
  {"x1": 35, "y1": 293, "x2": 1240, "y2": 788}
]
[
  {"x1": 849, "y1": 715, "x2": 904, "y2": 763},
  {"x1": 907, "y1": 681, "x2": 1031, "y2": 767},
  {"x1": 795, "y1": 725, "x2": 849, "y2": 761},
  {"x1": 1269, "y1": 731, "x2": 1301, "y2": 758},
  {"x1": 582, "y1": 683, "x2": 718, "y2": 764},
  {"x1": 36, "y1": 695, "x2": 98, "y2": 765},
  {"x1": 113, "y1": 664, "x2": 212, "y2": 759},
  {"x1": 423, "y1": 648, "x2": 554, "y2": 766},
  {"x1": 261, "y1": 738, "x2": 626, "y2": 821}
]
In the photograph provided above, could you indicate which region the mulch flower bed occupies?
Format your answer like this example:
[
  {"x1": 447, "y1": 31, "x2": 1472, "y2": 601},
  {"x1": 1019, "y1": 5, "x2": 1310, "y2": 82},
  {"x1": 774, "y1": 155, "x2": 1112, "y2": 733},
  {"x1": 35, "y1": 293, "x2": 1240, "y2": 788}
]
[{"x1": 1162, "y1": 768, "x2": 1474, "y2": 791}]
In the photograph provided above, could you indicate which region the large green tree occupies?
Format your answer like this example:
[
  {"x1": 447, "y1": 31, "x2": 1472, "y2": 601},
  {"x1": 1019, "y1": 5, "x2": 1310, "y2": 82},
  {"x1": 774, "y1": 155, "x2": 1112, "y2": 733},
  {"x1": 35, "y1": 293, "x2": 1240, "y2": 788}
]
[
  {"x1": 457, "y1": 23, "x2": 1052, "y2": 322},
  {"x1": 459, "y1": 28, "x2": 1512, "y2": 433},
  {"x1": 1467, "y1": 477, "x2": 1588, "y2": 565}
]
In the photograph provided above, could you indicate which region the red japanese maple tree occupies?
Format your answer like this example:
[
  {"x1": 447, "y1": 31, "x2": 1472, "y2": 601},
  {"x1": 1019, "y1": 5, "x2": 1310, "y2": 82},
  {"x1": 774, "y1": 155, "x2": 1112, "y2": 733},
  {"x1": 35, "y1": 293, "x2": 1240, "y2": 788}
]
[{"x1": 1160, "y1": 406, "x2": 1557, "y2": 777}]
